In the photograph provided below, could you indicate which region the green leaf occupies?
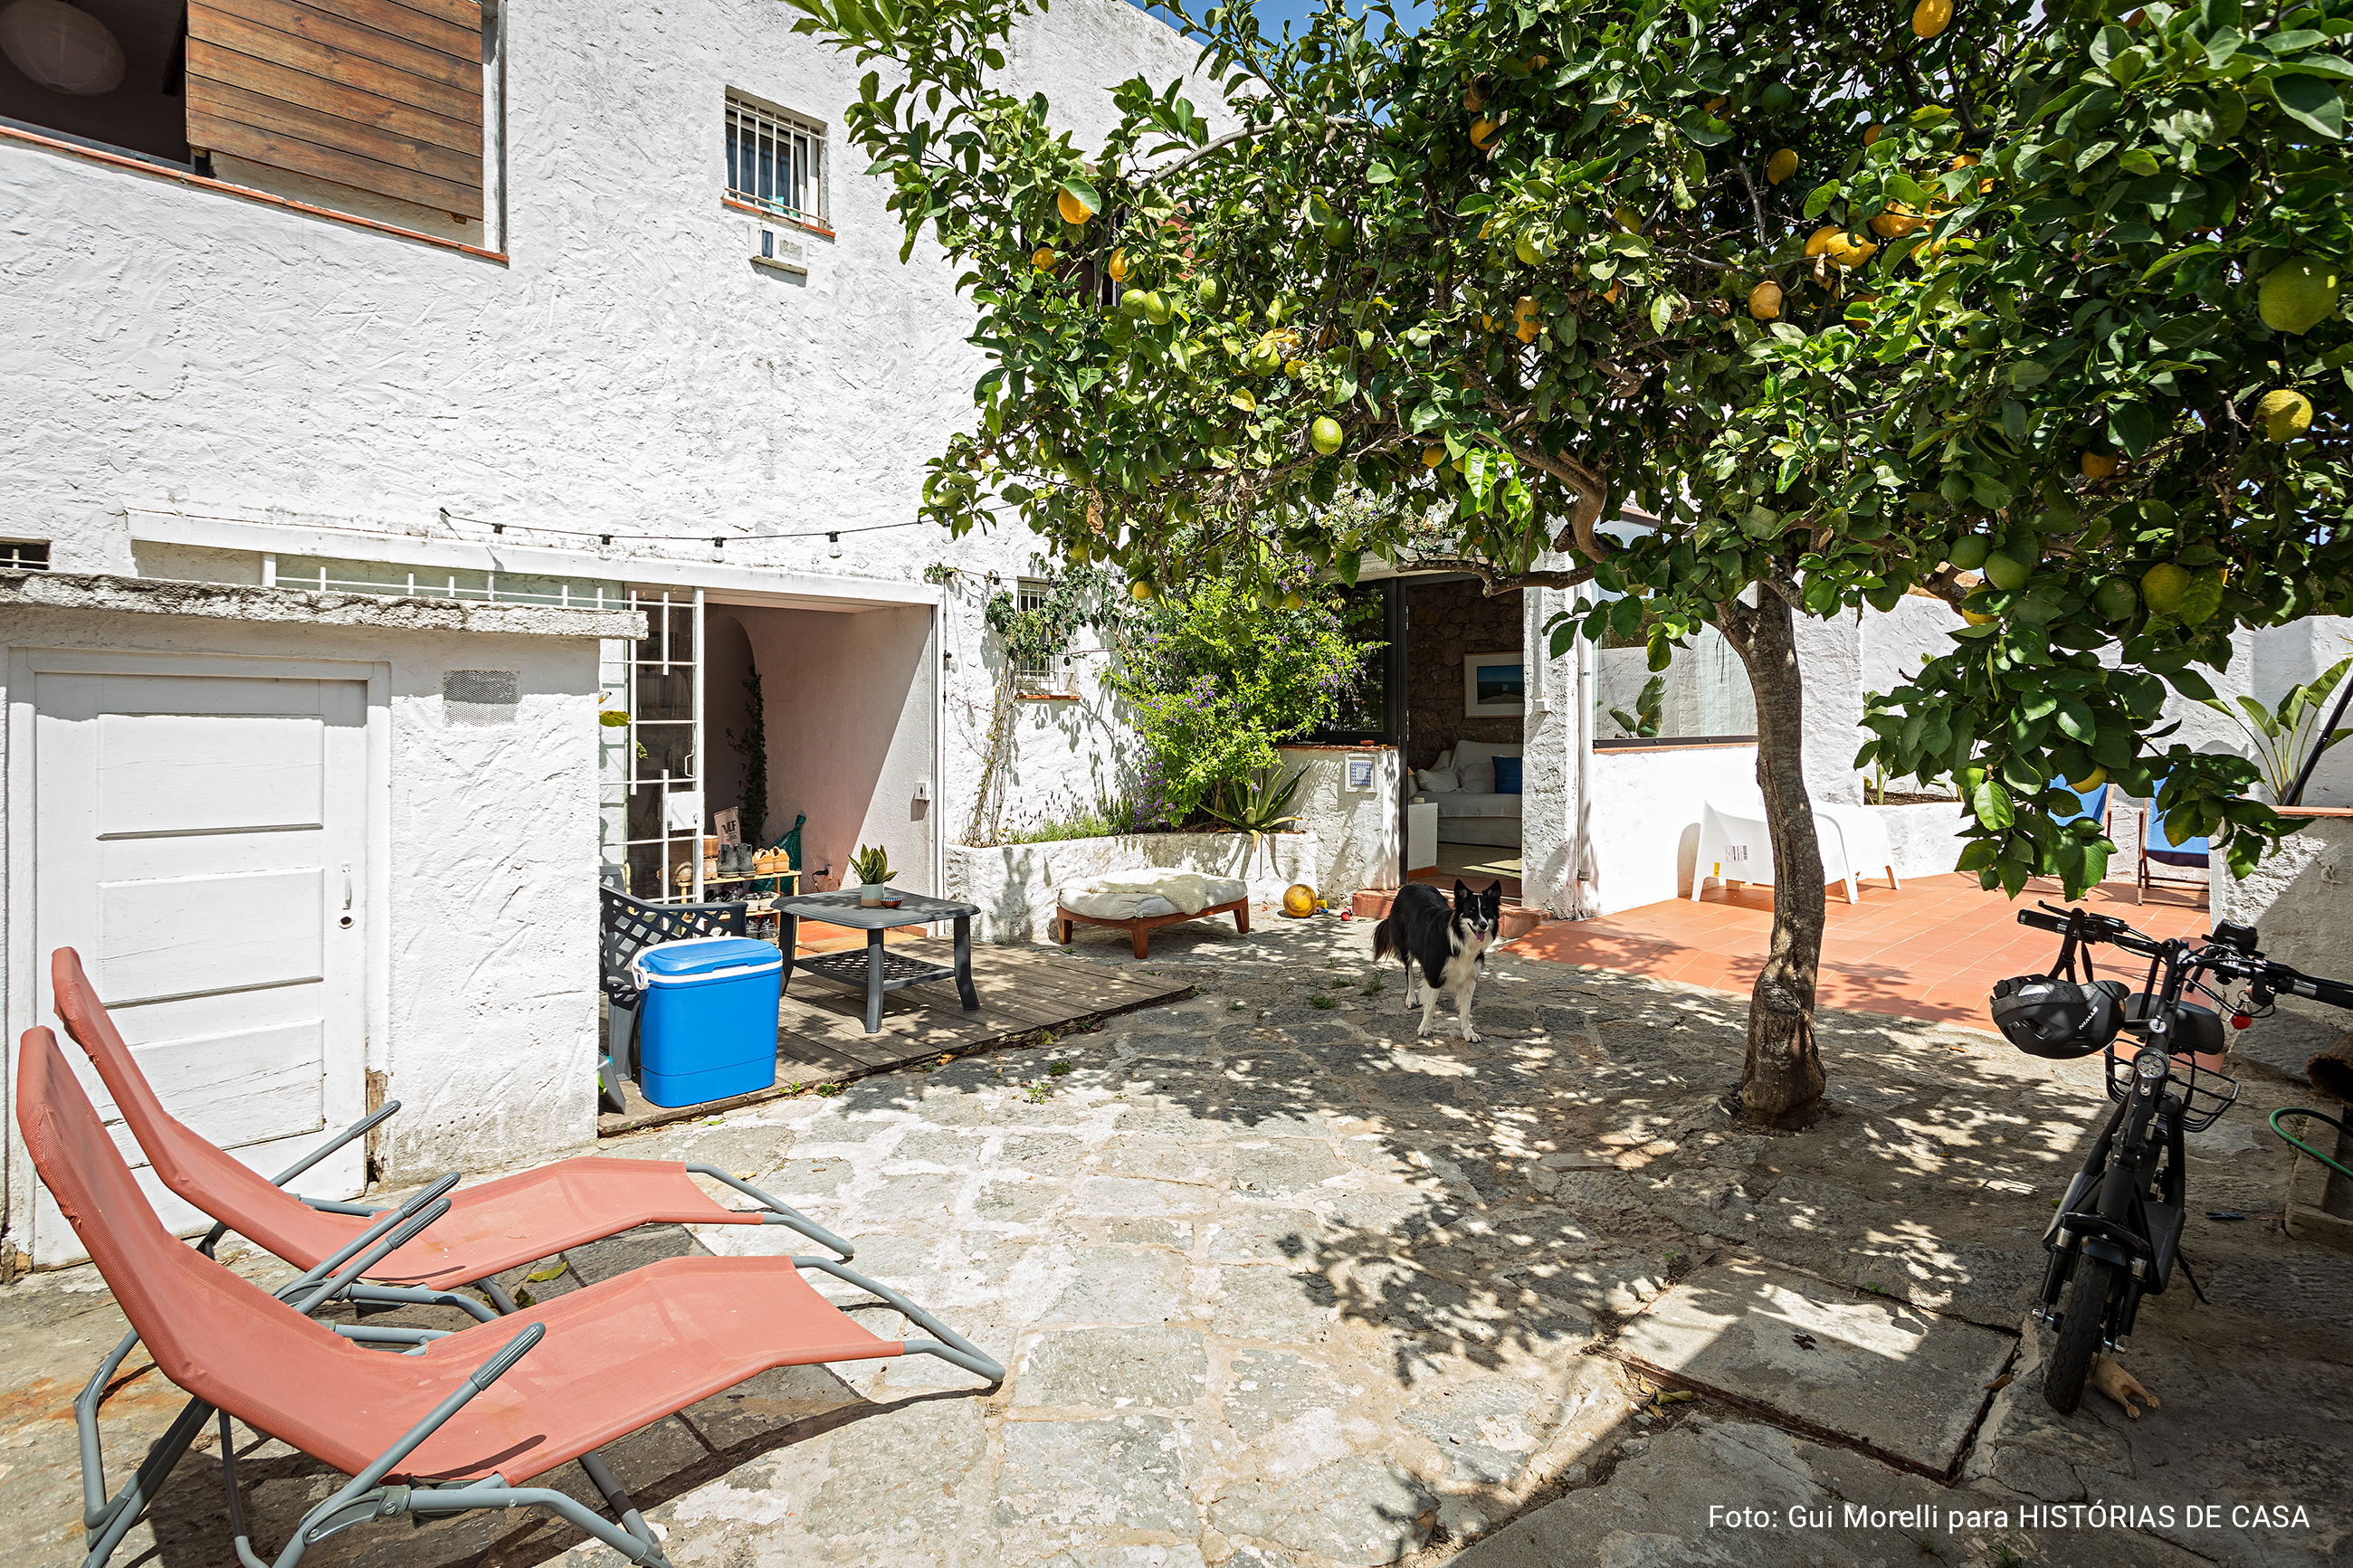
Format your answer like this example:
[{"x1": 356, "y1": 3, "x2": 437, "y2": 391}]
[
  {"x1": 1649, "y1": 294, "x2": 1674, "y2": 335},
  {"x1": 1973, "y1": 778, "x2": 2015, "y2": 830},
  {"x1": 2008, "y1": 361, "x2": 2051, "y2": 389},
  {"x1": 2142, "y1": 242, "x2": 2219, "y2": 280},
  {"x1": 1058, "y1": 177, "x2": 1100, "y2": 217},
  {"x1": 1367, "y1": 163, "x2": 1397, "y2": 185},
  {"x1": 2054, "y1": 697, "x2": 2097, "y2": 742},
  {"x1": 1802, "y1": 182, "x2": 1840, "y2": 219},
  {"x1": 524, "y1": 1264, "x2": 568, "y2": 1284},
  {"x1": 2272, "y1": 73, "x2": 2346, "y2": 139}
]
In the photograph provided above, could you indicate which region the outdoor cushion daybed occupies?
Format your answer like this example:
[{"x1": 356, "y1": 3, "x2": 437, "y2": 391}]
[{"x1": 1053, "y1": 870, "x2": 1250, "y2": 957}]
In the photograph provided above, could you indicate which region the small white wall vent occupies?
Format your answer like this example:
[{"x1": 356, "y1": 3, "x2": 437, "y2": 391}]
[{"x1": 750, "y1": 221, "x2": 808, "y2": 277}]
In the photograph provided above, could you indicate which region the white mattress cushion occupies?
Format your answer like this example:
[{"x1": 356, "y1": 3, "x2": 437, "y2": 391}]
[
  {"x1": 1423, "y1": 790, "x2": 1523, "y2": 820},
  {"x1": 1060, "y1": 871, "x2": 1247, "y2": 921}
]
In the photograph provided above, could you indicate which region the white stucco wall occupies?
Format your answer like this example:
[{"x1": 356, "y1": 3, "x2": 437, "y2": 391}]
[
  {"x1": 2, "y1": 593, "x2": 611, "y2": 1259},
  {"x1": 2216, "y1": 815, "x2": 2353, "y2": 1038},
  {"x1": 1274, "y1": 745, "x2": 1400, "y2": 897},
  {"x1": 1585, "y1": 744, "x2": 1763, "y2": 914},
  {"x1": 0, "y1": 0, "x2": 1224, "y2": 874},
  {"x1": 1523, "y1": 583, "x2": 1586, "y2": 917}
]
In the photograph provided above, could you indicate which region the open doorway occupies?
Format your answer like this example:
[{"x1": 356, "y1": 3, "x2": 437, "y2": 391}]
[
  {"x1": 1, "y1": 0, "x2": 192, "y2": 165},
  {"x1": 1400, "y1": 575, "x2": 1526, "y2": 900}
]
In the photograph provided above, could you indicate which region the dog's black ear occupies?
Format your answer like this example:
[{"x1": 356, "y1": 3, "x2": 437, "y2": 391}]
[{"x1": 1453, "y1": 879, "x2": 1471, "y2": 900}]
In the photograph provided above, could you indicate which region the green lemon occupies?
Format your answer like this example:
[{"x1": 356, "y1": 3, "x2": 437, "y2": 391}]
[
  {"x1": 2140, "y1": 562, "x2": 2190, "y2": 618},
  {"x1": 1119, "y1": 288, "x2": 1149, "y2": 315},
  {"x1": 1196, "y1": 277, "x2": 1224, "y2": 309},
  {"x1": 2091, "y1": 577, "x2": 2139, "y2": 621},
  {"x1": 1141, "y1": 290, "x2": 1174, "y2": 326},
  {"x1": 2068, "y1": 766, "x2": 2108, "y2": 792},
  {"x1": 1948, "y1": 535, "x2": 1991, "y2": 571},
  {"x1": 2258, "y1": 259, "x2": 2340, "y2": 336},
  {"x1": 1983, "y1": 550, "x2": 2034, "y2": 591},
  {"x1": 1309, "y1": 415, "x2": 1345, "y2": 454},
  {"x1": 1514, "y1": 233, "x2": 1549, "y2": 266}
]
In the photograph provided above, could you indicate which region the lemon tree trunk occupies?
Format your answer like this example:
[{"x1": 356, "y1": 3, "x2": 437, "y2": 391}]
[{"x1": 1720, "y1": 591, "x2": 1828, "y2": 1124}]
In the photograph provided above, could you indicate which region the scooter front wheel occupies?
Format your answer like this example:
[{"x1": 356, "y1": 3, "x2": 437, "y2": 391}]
[{"x1": 2044, "y1": 1254, "x2": 2115, "y2": 1414}]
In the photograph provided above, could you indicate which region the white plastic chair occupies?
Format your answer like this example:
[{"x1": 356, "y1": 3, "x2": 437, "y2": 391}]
[{"x1": 1691, "y1": 795, "x2": 1898, "y2": 905}]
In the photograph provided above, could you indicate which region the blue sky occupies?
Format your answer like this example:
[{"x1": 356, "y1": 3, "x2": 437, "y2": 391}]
[{"x1": 1126, "y1": 0, "x2": 1436, "y2": 46}]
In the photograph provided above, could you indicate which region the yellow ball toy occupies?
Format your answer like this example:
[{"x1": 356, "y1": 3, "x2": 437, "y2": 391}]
[{"x1": 1281, "y1": 884, "x2": 1319, "y2": 918}]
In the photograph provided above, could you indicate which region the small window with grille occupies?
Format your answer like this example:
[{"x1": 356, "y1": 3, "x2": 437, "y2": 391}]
[
  {"x1": 1, "y1": 540, "x2": 52, "y2": 571},
  {"x1": 726, "y1": 91, "x2": 827, "y2": 225},
  {"x1": 1011, "y1": 577, "x2": 1068, "y2": 694}
]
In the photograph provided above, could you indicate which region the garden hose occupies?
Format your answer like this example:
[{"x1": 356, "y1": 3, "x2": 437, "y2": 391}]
[{"x1": 2270, "y1": 1107, "x2": 2353, "y2": 1183}]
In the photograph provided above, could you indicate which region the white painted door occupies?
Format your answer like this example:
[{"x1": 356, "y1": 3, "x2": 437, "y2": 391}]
[{"x1": 31, "y1": 670, "x2": 368, "y2": 1256}]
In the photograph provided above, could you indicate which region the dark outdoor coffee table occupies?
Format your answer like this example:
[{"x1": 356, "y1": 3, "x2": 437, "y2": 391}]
[{"x1": 772, "y1": 888, "x2": 982, "y2": 1034}]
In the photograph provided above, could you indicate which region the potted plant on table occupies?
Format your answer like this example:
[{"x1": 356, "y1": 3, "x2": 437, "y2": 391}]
[{"x1": 850, "y1": 843, "x2": 893, "y2": 907}]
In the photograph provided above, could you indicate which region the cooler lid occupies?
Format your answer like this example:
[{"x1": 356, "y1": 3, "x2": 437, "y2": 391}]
[{"x1": 634, "y1": 936, "x2": 781, "y2": 980}]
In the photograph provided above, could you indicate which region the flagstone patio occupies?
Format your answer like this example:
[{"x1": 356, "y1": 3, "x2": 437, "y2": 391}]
[{"x1": 3, "y1": 916, "x2": 2347, "y2": 1568}]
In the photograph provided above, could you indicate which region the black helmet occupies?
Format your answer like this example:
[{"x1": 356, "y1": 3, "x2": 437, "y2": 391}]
[{"x1": 1990, "y1": 975, "x2": 2129, "y2": 1059}]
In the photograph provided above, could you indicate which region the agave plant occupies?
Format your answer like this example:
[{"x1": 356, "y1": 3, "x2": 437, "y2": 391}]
[
  {"x1": 849, "y1": 842, "x2": 893, "y2": 887},
  {"x1": 2199, "y1": 653, "x2": 2353, "y2": 806},
  {"x1": 1203, "y1": 766, "x2": 1306, "y2": 883},
  {"x1": 1608, "y1": 674, "x2": 1666, "y2": 740}
]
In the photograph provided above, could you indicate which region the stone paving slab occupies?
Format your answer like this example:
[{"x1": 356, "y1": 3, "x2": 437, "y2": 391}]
[{"x1": 1605, "y1": 1256, "x2": 2016, "y2": 1477}]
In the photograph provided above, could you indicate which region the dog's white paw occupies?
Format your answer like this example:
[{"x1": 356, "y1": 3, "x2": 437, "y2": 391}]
[
  {"x1": 1461, "y1": 1025, "x2": 1481, "y2": 1043},
  {"x1": 1415, "y1": 1021, "x2": 1434, "y2": 1038}
]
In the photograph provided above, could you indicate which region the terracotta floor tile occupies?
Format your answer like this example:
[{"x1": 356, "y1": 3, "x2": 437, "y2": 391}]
[{"x1": 1520, "y1": 876, "x2": 2209, "y2": 1032}]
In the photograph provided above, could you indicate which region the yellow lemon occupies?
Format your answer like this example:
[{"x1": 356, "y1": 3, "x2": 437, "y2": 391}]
[
  {"x1": 2140, "y1": 563, "x2": 2190, "y2": 618},
  {"x1": 1869, "y1": 204, "x2": 1927, "y2": 238},
  {"x1": 1863, "y1": 124, "x2": 1884, "y2": 146},
  {"x1": 1951, "y1": 153, "x2": 1993, "y2": 193},
  {"x1": 1423, "y1": 444, "x2": 1446, "y2": 468},
  {"x1": 1032, "y1": 246, "x2": 1055, "y2": 270},
  {"x1": 1128, "y1": 579, "x2": 1156, "y2": 603},
  {"x1": 2081, "y1": 451, "x2": 2119, "y2": 480},
  {"x1": 1056, "y1": 187, "x2": 1093, "y2": 225},
  {"x1": 1107, "y1": 248, "x2": 1130, "y2": 282},
  {"x1": 1748, "y1": 280, "x2": 1784, "y2": 320},
  {"x1": 1805, "y1": 224, "x2": 1842, "y2": 258},
  {"x1": 1827, "y1": 231, "x2": 1878, "y2": 268},
  {"x1": 1766, "y1": 147, "x2": 1799, "y2": 185},
  {"x1": 1470, "y1": 118, "x2": 1498, "y2": 147},
  {"x1": 2068, "y1": 766, "x2": 2108, "y2": 792},
  {"x1": 2256, "y1": 388, "x2": 2314, "y2": 442},
  {"x1": 1706, "y1": 96, "x2": 1728, "y2": 112},
  {"x1": 1961, "y1": 607, "x2": 1999, "y2": 626},
  {"x1": 1613, "y1": 204, "x2": 1642, "y2": 233},
  {"x1": 1913, "y1": 0, "x2": 1953, "y2": 36}
]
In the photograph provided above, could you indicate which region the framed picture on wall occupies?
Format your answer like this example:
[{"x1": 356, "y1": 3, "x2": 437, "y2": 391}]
[{"x1": 1462, "y1": 652, "x2": 1526, "y2": 718}]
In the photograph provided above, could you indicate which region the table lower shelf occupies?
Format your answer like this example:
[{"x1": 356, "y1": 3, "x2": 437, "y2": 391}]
[{"x1": 793, "y1": 945, "x2": 958, "y2": 994}]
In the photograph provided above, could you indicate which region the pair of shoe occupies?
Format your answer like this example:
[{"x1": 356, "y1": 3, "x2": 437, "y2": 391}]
[{"x1": 719, "y1": 843, "x2": 756, "y2": 878}]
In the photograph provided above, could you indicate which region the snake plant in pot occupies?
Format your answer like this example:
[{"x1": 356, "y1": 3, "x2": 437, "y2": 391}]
[{"x1": 850, "y1": 843, "x2": 893, "y2": 906}]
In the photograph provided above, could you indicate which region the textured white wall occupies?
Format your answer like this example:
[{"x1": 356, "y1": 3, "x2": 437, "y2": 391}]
[
  {"x1": 0, "y1": 0, "x2": 1221, "y2": 851},
  {"x1": 0, "y1": 606, "x2": 605, "y2": 1248},
  {"x1": 1273, "y1": 744, "x2": 1400, "y2": 896},
  {"x1": 1586, "y1": 744, "x2": 1762, "y2": 914}
]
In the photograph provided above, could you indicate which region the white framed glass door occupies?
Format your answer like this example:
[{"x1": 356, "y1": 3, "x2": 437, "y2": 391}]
[{"x1": 600, "y1": 587, "x2": 706, "y2": 900}]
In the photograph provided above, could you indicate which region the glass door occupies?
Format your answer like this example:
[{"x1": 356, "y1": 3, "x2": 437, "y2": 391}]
[{"x1": 601, "y1": 587, "x2": 705, "y2": 900}]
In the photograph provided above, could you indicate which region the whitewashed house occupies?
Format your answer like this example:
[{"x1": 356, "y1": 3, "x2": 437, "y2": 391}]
[{"x1": 0, "y1": 0, "x2": 1206, "y2": 1263}]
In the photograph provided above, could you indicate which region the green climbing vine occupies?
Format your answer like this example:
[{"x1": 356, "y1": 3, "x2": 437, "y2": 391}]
[
  {"x1": 724, "y1": 669, "x2": 767, "y2": 847},
  {"x1": 962, "y1": 562, "x2": 1128, "y2": 845}
]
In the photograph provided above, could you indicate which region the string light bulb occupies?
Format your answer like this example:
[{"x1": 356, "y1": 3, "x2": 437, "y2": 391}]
[{"x1": 827, "y1": 532, "x2": 842, "y2": 558}]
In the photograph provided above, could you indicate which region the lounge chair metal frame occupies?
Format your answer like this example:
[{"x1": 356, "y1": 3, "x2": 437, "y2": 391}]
[{"x1": 32, "y1": 1018, "x2": 1000, "y2": 1568}]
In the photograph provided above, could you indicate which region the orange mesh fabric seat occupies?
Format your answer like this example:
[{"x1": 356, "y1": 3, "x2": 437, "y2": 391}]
[
  {"x1": 50, "y1": 946, "x2": 833, "y2": 1290},
  {"x1": 19, "y1": 1028, "x2": 999, "y2": 1568}
]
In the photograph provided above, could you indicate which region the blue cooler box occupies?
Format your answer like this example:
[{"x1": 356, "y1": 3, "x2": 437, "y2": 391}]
[{"x1": 629, "y1": 936, "x2": 784, "y2": 1107}]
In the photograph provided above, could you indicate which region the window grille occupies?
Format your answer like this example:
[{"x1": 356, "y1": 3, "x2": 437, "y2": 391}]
[
  {"x1": 1011, "y1": 577, "x2": 1065, "y2": 693},
  {"x1": 272, "y1": 555, "x2": 623, "y2": 609},
  {"x1": 0, "y1": 539, "x2": 52, "y2": 570},
  {"x1": 726, "y1": 93, "x2": 826, "y2": 224}
]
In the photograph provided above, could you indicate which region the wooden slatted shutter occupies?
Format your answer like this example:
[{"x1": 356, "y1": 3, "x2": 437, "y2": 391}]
[{"x1": 186, "y1": 0, "x2": 483, "y2": 221}]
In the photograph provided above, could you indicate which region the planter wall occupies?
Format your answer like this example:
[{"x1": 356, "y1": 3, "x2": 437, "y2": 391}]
[
  {"x1": 1274, "y1": 744, "x2": 1400, "y2": 898},
  {"x1": 2218, "y1": 814, "x2": 2353, "y2": 1034},
  {"x1": 945, "y1": 831, "x2": 1322, "y2": 945}
]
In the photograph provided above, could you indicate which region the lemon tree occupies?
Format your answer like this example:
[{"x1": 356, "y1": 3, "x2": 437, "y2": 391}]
[
  {"x1": 1794, "y1": 0, "x2": 2352, "y2": 898},
  {"x1": 792, "y1": 0, "x2": 2341, "y2": 1119}
]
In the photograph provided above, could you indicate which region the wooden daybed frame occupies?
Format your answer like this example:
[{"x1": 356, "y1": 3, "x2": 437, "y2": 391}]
[{"x1": 1053, "y1": 897, "x2": 1250, "y2": 958}]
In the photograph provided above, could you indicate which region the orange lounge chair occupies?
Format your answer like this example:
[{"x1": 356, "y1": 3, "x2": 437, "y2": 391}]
[
  {"x1": 20, "y1": 1027, "x2": 999, "y2": 1568},
  {"x1": 49, "y1": 946, "x2": 844, "y2": 1312}
]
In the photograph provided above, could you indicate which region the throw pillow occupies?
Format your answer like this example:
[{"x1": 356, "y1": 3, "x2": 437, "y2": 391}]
[
  {"x1": 1415, "y1": 767, "x2": 1461, "y2": 794},
  {"x1": 1434, "y1": 748, "x2": 1454, "y2": 770},
  {"x1": 1493, "y1": 756, "x2": 1524, "y2": 794},
  {"x1": 1459, "y1": 758, "x2": 1495, "y2": 794}
]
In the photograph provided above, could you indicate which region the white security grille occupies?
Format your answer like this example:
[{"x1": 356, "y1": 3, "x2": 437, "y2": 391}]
[
  {"x1": 1012, "y1": 577, "x2": 1063, "y2": 694},
  {"x1": 726, "y1": 93, "x2": 826, "y2": 223}
]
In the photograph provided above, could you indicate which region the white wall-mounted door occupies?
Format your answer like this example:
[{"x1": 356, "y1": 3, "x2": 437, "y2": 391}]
[{"x1": 27, "y1": 668, "x2": 368, "y2": 1259}]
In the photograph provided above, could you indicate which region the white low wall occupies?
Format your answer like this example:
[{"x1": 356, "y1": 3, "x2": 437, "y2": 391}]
[
  {"x1": 1877, "y1": 798, "x2": 1968, "y2": 879},
  {"x1": 2217, "y1": 815, "x2": 2353, "y2": 1033},
  {"x1": 945, "y1": 831, "x2": 1321, "y2": 944},
  {"x1": 1587, "y1": 744, "x2": 1760, "y2": 913},
  {"x1": 1275, "y1": 744, "x2": 1399, "y2": 897}
]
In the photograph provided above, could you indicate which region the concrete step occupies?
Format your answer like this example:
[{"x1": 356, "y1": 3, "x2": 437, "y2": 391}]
[{"x1": 1349, "y1": 888, "x2": 1548, "y2": 940}]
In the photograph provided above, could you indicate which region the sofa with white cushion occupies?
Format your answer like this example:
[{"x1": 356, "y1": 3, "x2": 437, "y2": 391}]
[{"x1": 1409, "y1": 739, "x2": 1523, "y2": 848}]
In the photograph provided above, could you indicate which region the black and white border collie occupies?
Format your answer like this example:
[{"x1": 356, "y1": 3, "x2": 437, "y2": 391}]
[{"x1": 1372, "y1": 879, "x2": 1504, "y2": 1042}]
